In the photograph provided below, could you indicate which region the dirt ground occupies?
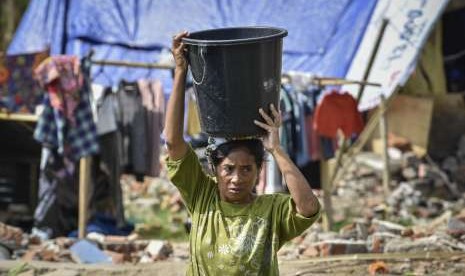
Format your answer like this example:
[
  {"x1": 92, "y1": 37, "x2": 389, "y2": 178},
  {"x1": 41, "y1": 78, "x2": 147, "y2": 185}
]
[{"x1": 2, "y1": 253, "x2": 465, "y2": 276}]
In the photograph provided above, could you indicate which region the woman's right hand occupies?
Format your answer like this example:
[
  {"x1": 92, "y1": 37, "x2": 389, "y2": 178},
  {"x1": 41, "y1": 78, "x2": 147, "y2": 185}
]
[{"x1": 172, "y1": 31, "x2": 189, "y2": 72}]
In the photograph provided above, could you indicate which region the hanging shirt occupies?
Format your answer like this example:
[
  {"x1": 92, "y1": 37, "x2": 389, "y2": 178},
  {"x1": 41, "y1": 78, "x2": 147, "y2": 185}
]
[
  {"x1": 166, "y1": 146, "x2": 320, "y2": 275},
  {"x1": 313, "y1": 90, "x2": 364, "y2": 139},
  {"x1": 138, "y1": 79, "x2": 165, "y2": 177},
  {"x1": 117, "y1": 81, "x2": 147, "y2": 180},
  {"x1": 34, "y1": 92, "x2": 99, "y2": 161}
]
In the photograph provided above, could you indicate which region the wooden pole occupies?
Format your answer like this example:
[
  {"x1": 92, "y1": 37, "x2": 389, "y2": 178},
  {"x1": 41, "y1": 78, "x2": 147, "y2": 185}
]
[
  {"x1": 329, "y1": 19, "x2": 390, "y2": 188},
  {"x1": 78, "y1": 157, "x2": 91, "y2": 239},
  {"x1": 320, "y1": 160, "x2": 333, "y2": 231},
  {"x1": 379, "y1": 95, "x2": 391, "y2": 195}
]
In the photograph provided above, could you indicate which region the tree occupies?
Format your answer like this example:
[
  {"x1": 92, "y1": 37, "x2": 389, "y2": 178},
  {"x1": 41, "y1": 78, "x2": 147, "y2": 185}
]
[{"x1": 0, "y1": 0, "x2": 29, "y2": 52}]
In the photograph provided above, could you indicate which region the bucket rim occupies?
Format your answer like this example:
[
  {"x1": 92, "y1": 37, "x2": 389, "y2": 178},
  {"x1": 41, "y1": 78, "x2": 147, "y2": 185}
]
[{"x1": 182, "y1": 26, "x2": 288, "y2": 46}]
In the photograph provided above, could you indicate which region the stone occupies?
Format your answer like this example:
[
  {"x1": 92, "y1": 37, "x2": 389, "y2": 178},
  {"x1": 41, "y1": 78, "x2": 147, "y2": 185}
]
[
  {"x1": 447, "y1": 217, "x2": 465, "y2": 237},
  {"x1": 402, "y1": 167, "x2": 417, "y2": 180},
  {"x1": 301, "y1": 246, "x2": 319, "y2": 258},
  {"x1": 367, "y1": 232, "x2": 399, "y2": 253},
  {"x1": 384, "y1": 236, "x2": 451, "y2": 253},
  {"x1": 317, "y1": 240, "x2": 367, "y2": 256},
  {"x1": 87, "y1": 232, "x2": 105, "y2": 244},
  {"x1": 144, "y1": 240, "x2": 173, "y2": 261},
  {"x1": 317, "y1": 232, "x2": 339, "y2": 241},
  {"x1": 371, "y1": 219, "x2": 406, "y2": 236},
  {"x1": 104, "y1": 250, "x2": 125, "y2": 264}
]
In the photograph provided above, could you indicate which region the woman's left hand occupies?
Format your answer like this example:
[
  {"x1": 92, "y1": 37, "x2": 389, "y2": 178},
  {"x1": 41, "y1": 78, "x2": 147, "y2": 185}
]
[{"x1": 254, "y1": 104, "x2": 282, "y2": 153}]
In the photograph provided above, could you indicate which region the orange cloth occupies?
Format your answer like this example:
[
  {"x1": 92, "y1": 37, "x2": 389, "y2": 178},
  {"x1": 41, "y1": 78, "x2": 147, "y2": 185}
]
[{"x1": 313, "y1": 91, "x2": 364, "y2": 138}]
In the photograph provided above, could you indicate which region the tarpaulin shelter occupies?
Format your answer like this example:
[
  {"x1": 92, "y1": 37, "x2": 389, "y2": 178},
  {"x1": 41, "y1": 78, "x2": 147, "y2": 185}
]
[{"x1": 7, "y1": 0, "x2": 377, "y2": 88}]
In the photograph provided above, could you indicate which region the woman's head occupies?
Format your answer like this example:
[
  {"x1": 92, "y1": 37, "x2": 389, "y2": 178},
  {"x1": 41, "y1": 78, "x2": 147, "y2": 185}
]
[{"x1": 209, "y1": 139, "x2": 265, "y2": 204}]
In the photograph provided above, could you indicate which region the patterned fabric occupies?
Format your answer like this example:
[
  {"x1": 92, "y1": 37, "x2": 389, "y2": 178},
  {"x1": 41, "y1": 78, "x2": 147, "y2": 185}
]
[
  {"x1": 0, "y1": 51, "x2": 48, "y2": 113},
  {"x1": 34, "y1": 56, "x2": 83, "y2": 124},
  {"x1": 166, "y1": 146, "x2": 320, "y2": 275},
  {"x1": 34, "y1": 92, "x2": 99, "y2": 161}
]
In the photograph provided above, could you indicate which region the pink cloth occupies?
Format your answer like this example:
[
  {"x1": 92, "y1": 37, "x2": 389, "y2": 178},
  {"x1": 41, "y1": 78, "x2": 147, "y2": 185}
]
[{"x1": 34, "y1": 56, "x2": 83, "y2": 124}]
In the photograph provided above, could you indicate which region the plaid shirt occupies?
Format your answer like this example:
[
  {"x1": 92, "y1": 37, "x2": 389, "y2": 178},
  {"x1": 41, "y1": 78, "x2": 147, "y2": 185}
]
[{"x1": 35, "y1": 92, "x2": 99, "y2": 161}]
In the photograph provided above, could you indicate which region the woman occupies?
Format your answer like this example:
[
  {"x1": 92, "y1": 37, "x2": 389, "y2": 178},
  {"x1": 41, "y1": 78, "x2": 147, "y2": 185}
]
[{"x1": 164, "y1": 32, "x2": 321, "y2": 275}]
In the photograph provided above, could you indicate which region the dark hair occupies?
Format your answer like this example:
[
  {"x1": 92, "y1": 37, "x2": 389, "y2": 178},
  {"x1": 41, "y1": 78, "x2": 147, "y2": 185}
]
[{"x1": 210, "y1": 139, "x2": 265, "y2": 169}]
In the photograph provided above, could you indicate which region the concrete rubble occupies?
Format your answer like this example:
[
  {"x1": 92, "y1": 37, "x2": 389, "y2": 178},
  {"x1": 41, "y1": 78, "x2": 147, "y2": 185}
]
[
  {"x1": 1, "y1": 135, "x2": 464, "y2": 268},
  {"x1": 279, "y1": 134, "x2": 465, "y2": 260}
]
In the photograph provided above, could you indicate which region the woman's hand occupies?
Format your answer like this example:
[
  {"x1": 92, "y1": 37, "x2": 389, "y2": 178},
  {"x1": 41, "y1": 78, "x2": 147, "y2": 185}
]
[
  {"x1": 254, "y1": 104, "x2": 282, "y2": 154},
  {"x1": 172, "y1": 31, "x2": 189, "y2": 72}
]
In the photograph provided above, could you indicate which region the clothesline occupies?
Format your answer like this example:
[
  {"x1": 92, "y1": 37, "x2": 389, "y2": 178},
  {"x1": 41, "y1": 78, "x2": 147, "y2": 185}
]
[
  {"x1": 90, "y1": 59, "x2": 175, "y2": 70},
  {"x1": 281, "y1": 73, "x2": 381, "y2": 88},
  {"x1": 83, "y1": 48, "x2": 175, "y2": 71},
  {"x1": 312, "y1": 77, "x2": 381, "y2": 87}
]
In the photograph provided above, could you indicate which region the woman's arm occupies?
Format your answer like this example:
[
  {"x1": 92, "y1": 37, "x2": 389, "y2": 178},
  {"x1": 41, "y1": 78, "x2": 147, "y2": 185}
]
[
  {"x1": 254, "y1": 104, "x2": 320, "y2": 217},
  {"x1": 164, "y1": 31, "x2": 189, "y2": 160}
]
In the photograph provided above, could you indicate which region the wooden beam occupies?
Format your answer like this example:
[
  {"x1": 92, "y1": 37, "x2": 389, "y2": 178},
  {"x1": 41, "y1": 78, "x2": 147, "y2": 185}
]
[{"x1": 0, "y1": 112, "x2": 38, "y2": 122}]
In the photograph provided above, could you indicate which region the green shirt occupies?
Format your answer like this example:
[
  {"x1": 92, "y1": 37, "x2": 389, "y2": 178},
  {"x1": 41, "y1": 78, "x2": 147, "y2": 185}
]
[{"x1": 166, "y1": 146, "x2": 320, "y2": 275}]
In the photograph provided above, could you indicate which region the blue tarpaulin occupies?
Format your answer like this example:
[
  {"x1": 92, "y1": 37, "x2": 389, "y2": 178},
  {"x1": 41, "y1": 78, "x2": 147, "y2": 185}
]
[{"x1": 7, "y1": 0, "x2": 377, "y2": 88}]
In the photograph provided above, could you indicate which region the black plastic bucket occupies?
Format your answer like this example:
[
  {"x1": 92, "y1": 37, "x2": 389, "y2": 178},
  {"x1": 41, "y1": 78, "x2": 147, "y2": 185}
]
[{"x1": 183, "y1": 26, "x2": 288, "y2": 137}]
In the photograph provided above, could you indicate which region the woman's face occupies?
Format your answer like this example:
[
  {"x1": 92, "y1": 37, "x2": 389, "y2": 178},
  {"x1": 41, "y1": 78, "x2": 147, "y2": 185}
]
[{"x1": 216, "y1": 147, "x2": 259, "y2": 204}]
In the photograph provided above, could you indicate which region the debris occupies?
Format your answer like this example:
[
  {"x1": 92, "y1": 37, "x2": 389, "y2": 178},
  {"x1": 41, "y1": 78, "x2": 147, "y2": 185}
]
[
  {"x1": 447, "y1": 217, "x2": 465, "y2": 237},
  {"x1": 69, "y1": 240, "x2": 111, "y2": 264},
  {"x1": 140, "y1": 240, "x2": 173, "y2": 262},
  {"x1": 368, "y1": 261, "x2": 388, "y2": 275}
]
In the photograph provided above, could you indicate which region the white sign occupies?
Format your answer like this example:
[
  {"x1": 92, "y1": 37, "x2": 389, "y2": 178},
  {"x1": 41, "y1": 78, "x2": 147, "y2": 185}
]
[{"x1": 344, "y1": 0, "x2": 450, "y2": 111}]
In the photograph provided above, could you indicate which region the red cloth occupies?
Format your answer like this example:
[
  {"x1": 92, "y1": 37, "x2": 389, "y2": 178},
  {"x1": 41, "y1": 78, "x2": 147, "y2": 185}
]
[{"x1": 313, "y1": 90, "x2": 364, "y2": 138}]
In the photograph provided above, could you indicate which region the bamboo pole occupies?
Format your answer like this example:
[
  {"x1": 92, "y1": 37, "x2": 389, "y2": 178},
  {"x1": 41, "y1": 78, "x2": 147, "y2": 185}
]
[
  {"x1": 78, "y1": 157, "x2": 91, "y2": 239},
  {"x1": 320, "y1": 160, "x2": 333, "y2": 231}
]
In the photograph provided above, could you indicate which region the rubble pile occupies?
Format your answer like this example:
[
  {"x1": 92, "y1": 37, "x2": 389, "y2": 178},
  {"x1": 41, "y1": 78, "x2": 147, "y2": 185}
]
[
  {"x1": 11, "y1": 235, "x2": 177, "y2": 264},
  {"x1": 2, "y1": 136, "x2": 464, "y2": 268},
  {"x1": 0, "y1": 175, "x2": 189, "y2": 264},
  {"x1": 280, "y1": 134, "x2": 465, "y2": 259}
]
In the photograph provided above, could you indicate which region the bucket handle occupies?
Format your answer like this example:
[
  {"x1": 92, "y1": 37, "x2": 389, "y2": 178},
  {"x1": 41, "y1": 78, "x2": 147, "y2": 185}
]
[{"x1": 191, "y1": 46, "x2": 206, "y2": 85}]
